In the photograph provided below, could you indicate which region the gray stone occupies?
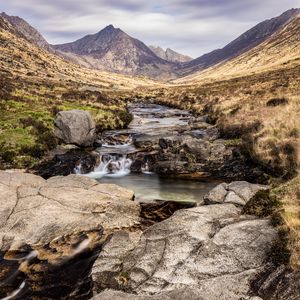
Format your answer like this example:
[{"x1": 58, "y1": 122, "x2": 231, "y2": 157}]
[
  {"x1": 204, "y1": 181, "x2": 269, "y2": 206},
  {"x1": 93, "y1": 230, "x2": 142, "y2": 292},
  {"x1": 54, "y1": 110, "x2": 96, "y2": 147},
  {"x1": 114, "y1": 204, "x2": 276, "y2": 300},
  {"x1": 204, "y1": 182, "x2": 228, "y2": 204},
  {"x1": 0, "y1": 171, "x2": 139, "y2": 299}
]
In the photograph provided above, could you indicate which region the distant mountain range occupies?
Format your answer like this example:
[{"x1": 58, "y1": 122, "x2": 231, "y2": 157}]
[
  {"x1": 148, "y1": 46, "x2": 192, "y2": 63},
  {"x1": 1, "y1": 8, "x2": 300, "y2": 80},
  {"x1": 176, "y1": 8, "x2": 300, "y2": 77}
]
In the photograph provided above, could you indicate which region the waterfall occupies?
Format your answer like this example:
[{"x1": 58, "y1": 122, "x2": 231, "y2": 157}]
[{"x1": 85, "y1": 154, "x2": 132, "y2": 179}]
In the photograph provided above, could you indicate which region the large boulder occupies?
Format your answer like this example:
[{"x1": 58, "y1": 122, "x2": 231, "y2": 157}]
[
  {"x1": 101, "y1": 204, "x2": 277, "y2": 300},
  {"x1": 54, "y1": 110, "x2": 96, "y2": 147},
  {"x1": 0, "y1": 171, "x2": 139, "y2": 299}
]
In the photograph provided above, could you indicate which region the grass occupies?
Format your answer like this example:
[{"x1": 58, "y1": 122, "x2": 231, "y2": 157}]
[
  {"x1": 272, "y1": 175, "x2": 300, "y2": 269},
  {"x1": 0, "y1": 75, "x2": 134, "y2": 169}
]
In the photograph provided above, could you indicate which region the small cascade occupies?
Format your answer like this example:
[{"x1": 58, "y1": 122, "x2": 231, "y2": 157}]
[
  {"x1": 85, "y1": 154, "x2": 133, "y2": 179},
  {"x1": 74, "y1": 163, "x2": 82, "y2": 174}
]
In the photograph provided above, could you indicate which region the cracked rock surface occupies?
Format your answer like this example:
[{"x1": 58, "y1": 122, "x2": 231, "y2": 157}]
[
  {"x1": 94, "y1": 204, "x2": 277, "y2": 300},
  {"x1": 0, "y1": 170, "x2": 139, "y2": 299}
]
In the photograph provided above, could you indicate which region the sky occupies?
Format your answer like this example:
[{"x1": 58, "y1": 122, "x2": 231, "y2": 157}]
[{"x1": 1, "y1": 0, "x2": 299, "y2": 57}]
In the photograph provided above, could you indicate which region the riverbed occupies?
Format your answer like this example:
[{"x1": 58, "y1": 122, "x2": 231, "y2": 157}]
[{"x1": 78, "y1": 103, "x2": 219, "y2": 202}]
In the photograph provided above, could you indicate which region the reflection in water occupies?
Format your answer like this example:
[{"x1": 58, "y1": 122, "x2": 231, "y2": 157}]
[{"x1": 99, "y1": 173, "x2": 218, "y2": 203}]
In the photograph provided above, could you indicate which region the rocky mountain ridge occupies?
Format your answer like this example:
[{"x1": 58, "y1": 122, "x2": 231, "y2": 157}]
[
  {"x1": 149, "y1": 45, "x2": 192, "y2": 63},
  {"x1": 177, "y1": 8, "x2": 300, "y2": 77},
  {"x1": 0, "y1": 12, "x2": 53, "y2": 52},
  {"x1": 53, "y1": 25, "x2": 178, "y2": 79},
  {"x1": 2, "y1": 8, "x2": 300, "y2": 80}
]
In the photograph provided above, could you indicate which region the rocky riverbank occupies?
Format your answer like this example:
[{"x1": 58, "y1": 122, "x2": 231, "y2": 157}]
[
  {"x1": 36, "y1": 103, "x2": 267, "y2": 183},
  {"x1": 1, "y1": 170, "x2": 298, "y2": 299},
  {"x1": 1, "y1": 104, "x2": 298, "y2": 300}
]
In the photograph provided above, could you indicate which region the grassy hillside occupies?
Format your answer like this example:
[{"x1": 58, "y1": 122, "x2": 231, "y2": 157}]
[{"x1": 0, "y1": 16, "x2": 159, "y2": 169}]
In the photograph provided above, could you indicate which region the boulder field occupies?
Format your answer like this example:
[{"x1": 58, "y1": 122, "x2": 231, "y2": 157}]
[{"x1": 0, "y1": 170, "x2": 294, "y2": 299}]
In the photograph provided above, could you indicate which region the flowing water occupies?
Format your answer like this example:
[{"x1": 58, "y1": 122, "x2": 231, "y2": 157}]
[{"x1": 76, "y1": 103, "x2": 219, "y2": 203}]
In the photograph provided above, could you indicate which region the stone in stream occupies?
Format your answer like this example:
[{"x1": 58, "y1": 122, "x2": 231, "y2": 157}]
[
  {"x1": 204, "y1": 181, "x2": 269, "y2": 206},
  {"x1": 0, "y1": 170, "x2": 139, "y2": 299},
  {"x1": 54, "y1": 110, "x2": 96, "y2": 147},
  {"x1": 36, "y1": 149, "x2": 100, "y2": 179}
]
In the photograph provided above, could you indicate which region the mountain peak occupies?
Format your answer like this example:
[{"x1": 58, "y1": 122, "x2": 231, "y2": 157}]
[{"x1": 149, "y1": 45, "x2": 192, "y2": 63}]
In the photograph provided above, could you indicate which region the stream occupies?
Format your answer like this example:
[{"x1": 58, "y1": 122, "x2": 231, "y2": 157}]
[{"x1": 76, "y1": 103, "x2": 219, "y2": 202}]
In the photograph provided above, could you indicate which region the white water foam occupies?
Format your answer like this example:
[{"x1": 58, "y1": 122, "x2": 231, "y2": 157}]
[{"x1": 82, "y1": 154, "x2": 132, "y2": 179}]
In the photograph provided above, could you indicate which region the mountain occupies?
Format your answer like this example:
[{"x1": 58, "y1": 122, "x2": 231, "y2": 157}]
[
  {"x1": 178, "y1": 8, "x2": 300, "y2": 76},
  {"x1": 54, "y1": 25, "x2": 177, "y2": 79},
  {"x1": 149, "y1": 46, "x2": 192, "y2": 63},
  {"x1": 0, "y1": 12, "x2": 53, "y2": 52},
  {"x1": 176, "y1": 9, "x2": 300, "y2": 83},
  {"x1": 0, "y1": 14, "x2": 156, "y2": 91}
]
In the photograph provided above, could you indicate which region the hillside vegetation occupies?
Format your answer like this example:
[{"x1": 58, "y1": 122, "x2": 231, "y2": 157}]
[
  {"x1": 0, "y1": 16, "x2": 159, "y2": 169},
  {"x1": 134, "y1": 14, "x2": 300, "y2": 270}
]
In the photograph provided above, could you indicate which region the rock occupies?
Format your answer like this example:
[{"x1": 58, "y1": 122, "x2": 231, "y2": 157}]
[
  {"x1": 110, "y1": 204, "x2": 277, "y2": 300},
  {"x1": 92, "y1": 288, "x2": 206, "y2": 299},
  {"x1": 54, "y1": 110, "x2": 96, "y2": 147},
  {"x1": 251, "y1": 265, "x2": 300, "y2": 300},
  {"x1": 204, "y1": 181, "x2": 269, "y2": 206},
  {"x1": 204, "y1": 182, "x2": 228, "y2": 204},
  {"x1": 35, "y1": 150, "x2": 100, "y2": 179},
  {"x1": 140, "y1": 200, "x2": 196, "y2": 226},
  {"x1": 0, "y1": 171, "x2": 139, "y2": 299},
  {"x1": 93, "y1": 230, "x2": 142, "y2": 293}
]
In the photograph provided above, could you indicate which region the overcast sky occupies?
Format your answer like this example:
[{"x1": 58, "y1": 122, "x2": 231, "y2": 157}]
[{"x1": 1, "y1": 0, "x2": 299, "y2": 57}]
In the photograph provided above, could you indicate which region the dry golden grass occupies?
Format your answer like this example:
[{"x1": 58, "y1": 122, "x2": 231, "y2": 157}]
[{"x1": 274, "y1": 175, "x2": 300, "y2": 269}]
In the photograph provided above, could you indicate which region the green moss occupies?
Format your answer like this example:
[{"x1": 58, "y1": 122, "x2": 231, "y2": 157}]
[{"x1": 224, "y1": 138, "x2": 243, "y2": 147}]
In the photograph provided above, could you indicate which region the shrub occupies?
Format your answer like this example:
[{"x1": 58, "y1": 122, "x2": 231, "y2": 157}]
[{"x1": 266, "y1": 97, "x2": 289, "y2": 107}]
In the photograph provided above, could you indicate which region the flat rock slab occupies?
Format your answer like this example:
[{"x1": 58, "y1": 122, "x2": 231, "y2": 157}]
[
  {"x1": 0, "y1": 171, "x2": 139, "y2": 299},
  {"x1": 112, "y1": 204, "x2": 277, "y2": 300}
]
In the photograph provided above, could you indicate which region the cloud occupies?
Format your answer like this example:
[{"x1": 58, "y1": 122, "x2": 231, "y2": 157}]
[{"x1": 1, "y1": 0, "x2": 299, "y2": 57}]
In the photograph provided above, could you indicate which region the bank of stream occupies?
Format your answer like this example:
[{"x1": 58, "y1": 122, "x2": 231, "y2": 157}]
[{"x1": 75, "y1": 103, "x2": 220, "y2": 203}]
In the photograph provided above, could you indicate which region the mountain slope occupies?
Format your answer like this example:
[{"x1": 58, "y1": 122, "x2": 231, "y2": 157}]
[
  {"x1": 54, "y1": 25, "x2": 177, "y2": 79},
  {"x1": 176, "y1": 9, "x2": 300, "y2": 83},
  {"x1": 0, "y1": 12, "x2": 53, "y2": 52},
  {"x1": 149, "y1": 46, "x2": 192, "y2": 63},
  {"x1": 178, "y1": 8, "x2": 300, "y2": 76}
]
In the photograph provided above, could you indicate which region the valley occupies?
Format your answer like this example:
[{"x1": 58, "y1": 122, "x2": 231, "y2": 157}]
[{"x1": 0, "y1": 5, "x2": 299, "y2": 300}]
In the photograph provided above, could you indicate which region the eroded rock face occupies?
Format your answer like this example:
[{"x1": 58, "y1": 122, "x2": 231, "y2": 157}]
[
  {"x1": 102, "y1": 204, "x2": 277, "y2": 300},
  {"x1": 54, "y1": 110, "x2": 96, "y2": 147},
  {"x1": 0, "y1": 171, "x2": 139, "y2": 299},
  {"x1": 204, "y1": 181, "x2": 269, "y2": 206}
]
